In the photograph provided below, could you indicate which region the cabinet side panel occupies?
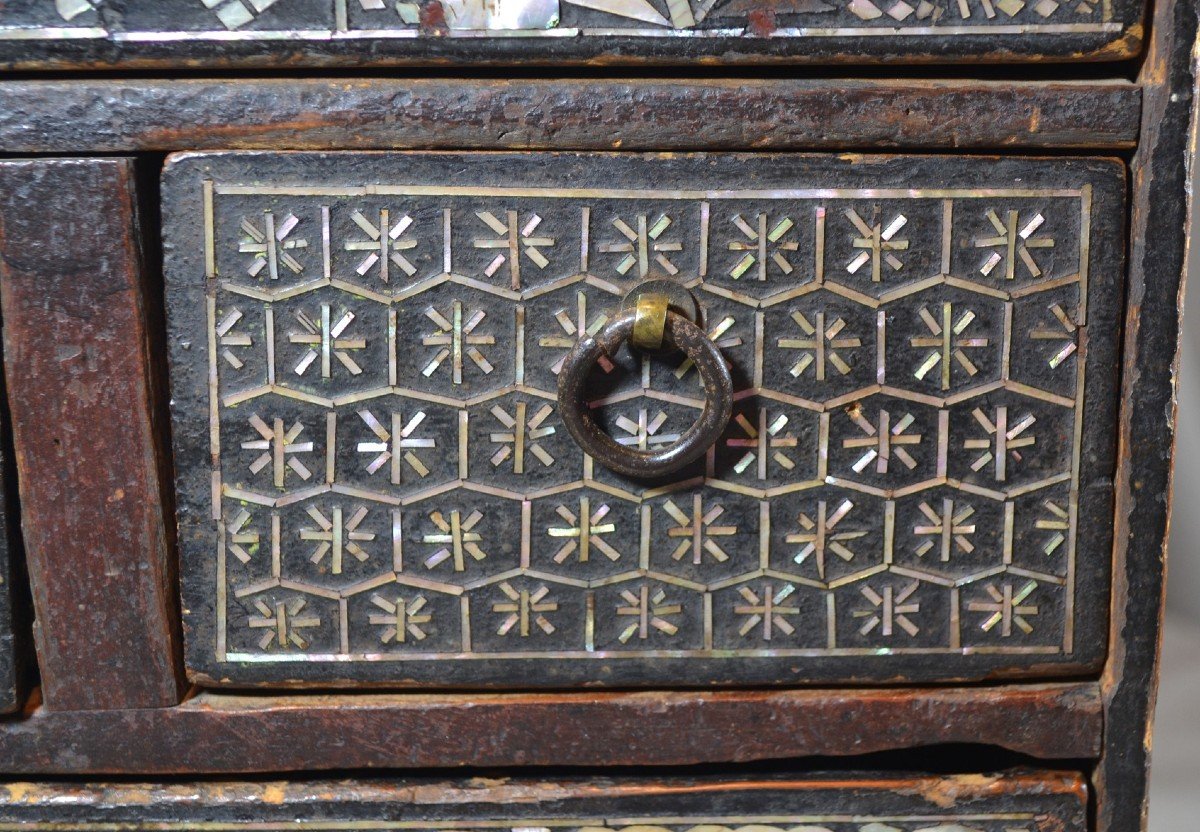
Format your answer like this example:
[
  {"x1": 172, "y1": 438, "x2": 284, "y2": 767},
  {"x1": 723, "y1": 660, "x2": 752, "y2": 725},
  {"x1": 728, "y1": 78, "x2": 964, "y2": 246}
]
[{"x1": 0, "y1": 157, "x2": 182, "y2": 711}]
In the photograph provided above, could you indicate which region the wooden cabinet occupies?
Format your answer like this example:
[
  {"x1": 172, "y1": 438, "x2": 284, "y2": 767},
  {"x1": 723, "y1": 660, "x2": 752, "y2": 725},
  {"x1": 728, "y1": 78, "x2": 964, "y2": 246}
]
[{"x1": 0, "y1": 0, "x2": 1191, "y2": 829}]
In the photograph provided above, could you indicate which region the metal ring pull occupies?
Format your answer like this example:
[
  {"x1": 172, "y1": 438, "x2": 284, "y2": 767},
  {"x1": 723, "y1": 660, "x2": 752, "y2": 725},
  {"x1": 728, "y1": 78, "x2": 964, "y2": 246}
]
[{"x1": 557, "y1": 296, "x2": 734, "y2": 479}]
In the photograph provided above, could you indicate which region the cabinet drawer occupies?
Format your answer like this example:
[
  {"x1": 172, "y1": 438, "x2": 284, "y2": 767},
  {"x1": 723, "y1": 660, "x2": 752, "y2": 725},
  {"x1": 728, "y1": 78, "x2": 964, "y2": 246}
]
[
  {"x1": 0, "y1": 773, "x2": 1088, "y2": 831},
  {"x1": 164, "y1": 151, "x2": 1124, "y2": 688}
]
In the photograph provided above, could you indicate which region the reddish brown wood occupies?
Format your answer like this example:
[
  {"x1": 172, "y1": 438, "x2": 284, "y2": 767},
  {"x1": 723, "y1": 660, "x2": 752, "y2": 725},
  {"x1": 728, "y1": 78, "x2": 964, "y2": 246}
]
[
  {"x1": 0, "y1": 772, "x2": 1091, "y2": 830},
  {"x1": 0, "y1": 684, "x2": 1100, "y2": 774},
  {"x1": 0, "y1": 158, "x2": 182, "y2": 711}
]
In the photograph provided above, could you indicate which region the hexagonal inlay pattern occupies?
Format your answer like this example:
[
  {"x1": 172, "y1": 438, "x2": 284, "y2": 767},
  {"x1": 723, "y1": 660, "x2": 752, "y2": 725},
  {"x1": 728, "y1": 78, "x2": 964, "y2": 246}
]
[{"x1": 167, "y1": 152, "x2": 1122, "y2": 686}]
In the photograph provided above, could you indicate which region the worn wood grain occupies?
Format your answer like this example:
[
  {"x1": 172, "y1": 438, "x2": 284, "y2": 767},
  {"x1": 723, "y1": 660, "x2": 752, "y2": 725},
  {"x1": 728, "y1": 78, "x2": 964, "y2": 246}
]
[
  {"x1": 0, "y1": 158, "x2": 183, "y2": 711},
  {"x1": 1094, "y1": 0, "x2": 1200, "y2": 830},
  {"x1": 0, "y1": 684, "x2": 1100, "y2": 773},
  {"x1": 0, "y1": 434, "x2": 18, "y2": 715},
  {"x1": 0, "y1": 80, "x2": 1141, "y2": 155},
  {"x1": 0, "y1": 773, "x2": 1091, "y2": 831}
]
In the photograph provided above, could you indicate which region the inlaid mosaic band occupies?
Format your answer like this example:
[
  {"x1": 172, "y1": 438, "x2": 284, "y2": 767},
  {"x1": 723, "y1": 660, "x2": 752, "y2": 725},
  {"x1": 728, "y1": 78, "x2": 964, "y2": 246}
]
[
  {"x1": 0, "y1": 0, "x2": 1135, "y2": 51},
  {"x1": 0, "y1": 816, "x2": 1056, "y2": 831}
]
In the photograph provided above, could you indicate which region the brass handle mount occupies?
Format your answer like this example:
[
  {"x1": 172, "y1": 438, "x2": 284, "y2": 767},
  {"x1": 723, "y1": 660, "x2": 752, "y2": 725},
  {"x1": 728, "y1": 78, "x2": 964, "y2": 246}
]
[{"x1": 557, "y1": 292, "x2": 733, "y2": 479}]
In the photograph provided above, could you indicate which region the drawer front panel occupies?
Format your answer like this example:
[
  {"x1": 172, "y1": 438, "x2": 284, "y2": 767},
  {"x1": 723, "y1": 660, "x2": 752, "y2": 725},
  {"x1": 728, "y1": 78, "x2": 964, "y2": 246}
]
[
  {"x1": 164, "y1": 152, "x2": 1124, "y2": 688},
  {"x1": 0, "y1": 0, "x2": 1143, "y2": 67},
  {"x1": 0, "y1": 774, "x2": 1089, "y2": 831}
]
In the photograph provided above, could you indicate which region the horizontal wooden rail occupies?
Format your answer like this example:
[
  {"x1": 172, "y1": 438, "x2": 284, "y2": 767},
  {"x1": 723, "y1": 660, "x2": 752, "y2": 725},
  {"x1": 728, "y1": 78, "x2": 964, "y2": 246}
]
[
  {"x1": 0, "y1": 79, "x2": 1140, "y2": 154},
  {"x1": 0, "y1": 772, "x2": 1091, "y2": 829},
  {"x1": 0, "y1": 683, "x2": 1101, "y2": 774}
]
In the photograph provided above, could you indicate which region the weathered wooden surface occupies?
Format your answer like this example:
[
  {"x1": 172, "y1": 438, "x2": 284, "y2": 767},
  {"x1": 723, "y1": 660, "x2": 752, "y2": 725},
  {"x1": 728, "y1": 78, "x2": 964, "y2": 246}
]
[
  {"x1": 0, "y1": 772, "x2": 1090, "y2": 830},
  {"x1": 0, "y1": 683, "x2": 1100, "y2": 773},
  {"x1": 0, "y1": 80, "x2": 1141, "y2": 155},
  {"x1": 1094, "y1": 0, "x2": 1200, "y2": 829},
  {"x1": 0, "y1": 158, "x2": 182, "y2": 711},
  {"x1": 165, "y1": 151, "x2": 1123, "y2": 689},
  {"x1": 0, "y1": 0, "x2": 1143, "y2": 69},
  {"x1": 0, "y1": 436, "x2": 18, "y2": 715}
]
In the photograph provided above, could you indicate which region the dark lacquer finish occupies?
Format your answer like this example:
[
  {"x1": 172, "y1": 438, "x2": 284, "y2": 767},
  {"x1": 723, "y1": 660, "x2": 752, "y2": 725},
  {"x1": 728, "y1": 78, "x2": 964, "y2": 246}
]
[
  {"x1": 163, "y1": 151, "x2": 1123, "y2": 689},
  {"x1": 0, "y1": 436, "x2": 18, "y2": 715},
  {"x1": 1094, "y1": 0, "x2": 1200, "y2": 829},
  {"x1": 0, "y1": 0, "x2": 1190, "y2": 821},
  {"x1": 0, "y1": 80, "x2": 1142, "y2": 154},
  {"x1": 0, "y1": 773, "x2": 1089, "y2": 831},
  {"x1": 0, "y1": 0, "x2": 1144, "y2": 69}
]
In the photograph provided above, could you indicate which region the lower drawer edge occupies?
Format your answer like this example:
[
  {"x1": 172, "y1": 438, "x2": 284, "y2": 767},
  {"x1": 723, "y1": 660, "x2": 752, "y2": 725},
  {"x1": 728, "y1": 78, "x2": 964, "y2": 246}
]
[{"x1": 0, "y1": 772, "x2": 1088, "y2": 831}]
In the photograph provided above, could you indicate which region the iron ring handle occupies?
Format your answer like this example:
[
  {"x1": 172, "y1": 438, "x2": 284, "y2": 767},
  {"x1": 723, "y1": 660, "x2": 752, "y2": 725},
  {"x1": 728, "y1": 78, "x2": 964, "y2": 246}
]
[{"x1": 557, "y1": 307, "x2": 734, "y2": 479}]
